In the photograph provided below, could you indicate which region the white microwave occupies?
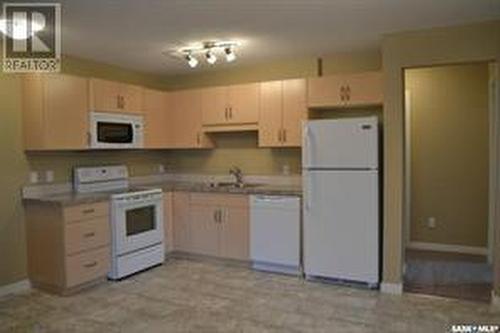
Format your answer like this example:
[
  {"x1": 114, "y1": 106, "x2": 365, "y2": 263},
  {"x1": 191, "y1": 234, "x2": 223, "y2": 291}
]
[{"x1": 90, "y1": 112, "x2": 144, "y2": 149}]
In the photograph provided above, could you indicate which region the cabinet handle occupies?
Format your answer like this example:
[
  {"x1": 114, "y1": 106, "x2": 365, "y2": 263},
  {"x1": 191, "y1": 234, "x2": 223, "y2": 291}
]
[
  {"x1": 340, "y1": 86, "x2": 345, "y2": 102},
  {"x1": 224, "y1": 107, "x2": 228, "y2": 120},
  {"x1": 197, "y1": 132, "x2": 201, "y2": 146},
  {"x1": 213, "y1": 210, "x2": 218, "y2": 223},
  {"x1": 278, "y1": 129, "x2": 282, "y2": 142},
  {"x1": 229, "y1": 107, "x2": 233, "y2": 119},
  {"x1": 83, "y1": 261, "x2": 97, "y2": 268},
  {"x1": 83, "y1": 232, "x2": 95, "y2": 238},
  {"x1": 82, "y1": 208, "x2": 95, "y2": 214},
  {"x1": 346, "y1": 85, "x2": 351, "y2": 101},
  {"x1": 283, "y1": 129, "x2": 287, "y2": 142}
]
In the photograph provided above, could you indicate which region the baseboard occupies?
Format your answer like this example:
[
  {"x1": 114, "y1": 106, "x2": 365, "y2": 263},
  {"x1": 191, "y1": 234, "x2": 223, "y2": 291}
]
[
  {"x1": 407, "y1": 242, "x2": 488, "y2": 256},
  {"x1": 0, "y1": 279, "x2": 31, "y2": 298},
  {"x1": 380, "y1": 282, "x2": 403, "y2": 295}
]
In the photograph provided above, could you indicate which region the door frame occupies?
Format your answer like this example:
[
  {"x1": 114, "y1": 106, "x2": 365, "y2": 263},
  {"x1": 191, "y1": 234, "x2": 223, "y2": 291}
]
[{"x1": 403, "y1": 63, "x2": 497, "y2": 261}]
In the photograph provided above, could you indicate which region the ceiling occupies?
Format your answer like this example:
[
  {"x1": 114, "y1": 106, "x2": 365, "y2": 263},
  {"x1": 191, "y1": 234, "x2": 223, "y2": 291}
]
[{"x1": 54, "y1": 0, "x2": 500, "y2": 75}]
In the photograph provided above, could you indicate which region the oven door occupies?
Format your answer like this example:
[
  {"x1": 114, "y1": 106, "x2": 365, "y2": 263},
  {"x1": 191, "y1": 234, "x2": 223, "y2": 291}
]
[{"x1": 112, "y1": 196, "x2": 164, "y2": 256}]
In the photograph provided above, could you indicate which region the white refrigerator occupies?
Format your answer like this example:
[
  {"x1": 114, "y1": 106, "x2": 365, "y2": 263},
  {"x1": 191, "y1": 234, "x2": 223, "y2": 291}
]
[{"x1": 303, "y1": 116, "x2": 379, "y2": 285}]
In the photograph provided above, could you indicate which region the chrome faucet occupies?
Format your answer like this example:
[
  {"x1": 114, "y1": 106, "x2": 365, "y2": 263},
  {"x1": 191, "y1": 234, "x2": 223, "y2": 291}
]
[{"x1": 229, "y1": 166, "x2": 244, "y2": 187}]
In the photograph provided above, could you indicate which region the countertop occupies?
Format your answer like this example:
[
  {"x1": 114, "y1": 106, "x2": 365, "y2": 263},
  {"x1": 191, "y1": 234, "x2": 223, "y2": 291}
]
[{"x1": 23, "y1": 181, "x2": 302, "y2": 206}]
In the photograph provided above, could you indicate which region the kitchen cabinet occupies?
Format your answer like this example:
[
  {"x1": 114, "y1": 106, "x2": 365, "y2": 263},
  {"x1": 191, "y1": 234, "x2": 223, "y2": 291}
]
[
  {"x1": 188, "y1": 193, "x2": 249, "y2": 260},
  {"x1": 259, "y1": 78, "x2": 306, "y2": 147},
  {"x1": 170, "y1": 90, "x2": 214, "y2": 149},
  {"x1": 172, "y1": 192, "x2": 191, "y2": 252},
  {"x1": 164, "y1": 192, "x2": 174, "y2": 253},
  {"x1": 307, "y1": 71, "x2": 383, "y2": 108},
  {"x1": 22, "y1": 74, "x2": 89, "y2": 150},
  {"x1": 143, "y1": 88, "x2": 170, "y2": 148},
  {"x1": 89, "y1": 78, "x2": 143, "y2": 114},
  {"x1": 201, "y1": 83, "x2": 260, "y2": 127},
  {"x1": 171, "y1": 192, "x2": 249, "y2": 260},
  {"x1": 25, "y1": 201, "x2": 110, "y2": 294}
]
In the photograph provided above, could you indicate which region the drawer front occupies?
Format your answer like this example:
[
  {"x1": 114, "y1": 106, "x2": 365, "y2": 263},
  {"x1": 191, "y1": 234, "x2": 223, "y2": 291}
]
[
  {"x1": 65, "y1": 217, "x2": 110, "y2": 255},
  {"x1": 65, "y1": 247, "x2": 110, "y2": 288},
  {"x1": 190, "y1": 193, "x2": 248, "y2": 208},
  {"x1": 64, "y1": 202, "x2": 109, "y2": 223}
]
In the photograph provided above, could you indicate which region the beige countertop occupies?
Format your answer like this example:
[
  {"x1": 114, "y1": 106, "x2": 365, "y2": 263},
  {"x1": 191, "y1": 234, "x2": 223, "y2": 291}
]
[{"x1": 23, "y1": 181, "x2": 302, "y2": 206}]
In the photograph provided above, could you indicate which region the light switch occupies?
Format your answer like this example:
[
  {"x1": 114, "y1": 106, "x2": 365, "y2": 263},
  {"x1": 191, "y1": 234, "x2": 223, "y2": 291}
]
[
  {"x1": 29, "y1": 171, "x2": 39, "y2": 184},
  {"x1": 45, "y1": 170, "x2": 54, "y2": 183}
]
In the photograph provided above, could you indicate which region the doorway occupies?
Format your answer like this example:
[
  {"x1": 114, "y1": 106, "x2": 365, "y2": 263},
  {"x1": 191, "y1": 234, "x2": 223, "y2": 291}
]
[{"x1": 403, "y1": 62, "x2": 496, "y2": 302}]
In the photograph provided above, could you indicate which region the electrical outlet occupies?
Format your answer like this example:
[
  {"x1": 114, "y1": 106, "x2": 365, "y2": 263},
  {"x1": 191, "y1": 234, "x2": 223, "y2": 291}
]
[
  {"x1": 45, "y1": 170, "x2": 54, "y2": 183},
  {"x1": 29, "y1": 171, "x2": 39, "y2": 184},
  {"x1": 158, "y1": 164, "x2": 165, "y2": 174},
  {"x1": 427, "y1": 217, "x2": 436, "y2": 229}
]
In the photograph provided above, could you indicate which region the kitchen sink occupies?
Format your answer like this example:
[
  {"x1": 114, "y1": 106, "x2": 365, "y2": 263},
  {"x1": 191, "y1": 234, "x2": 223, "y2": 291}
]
[{"x1": 209, "y1": 182, "x2": 264, "y2": 189}]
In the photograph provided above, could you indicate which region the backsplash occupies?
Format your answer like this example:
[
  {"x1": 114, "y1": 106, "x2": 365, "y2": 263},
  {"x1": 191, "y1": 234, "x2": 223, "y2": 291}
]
[{"x1": 25, "y1": 132, "x2": 302, "y2": 185}]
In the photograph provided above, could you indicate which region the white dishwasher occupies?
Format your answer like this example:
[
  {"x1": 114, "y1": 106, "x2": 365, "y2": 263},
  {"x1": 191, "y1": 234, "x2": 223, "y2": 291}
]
[{"x1": 250, "y1": 195, "x2": 300, "y2": 275}]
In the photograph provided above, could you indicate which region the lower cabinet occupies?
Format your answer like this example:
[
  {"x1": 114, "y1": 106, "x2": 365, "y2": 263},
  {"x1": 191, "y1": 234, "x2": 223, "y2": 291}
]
[
  {"x1": 25, "y1": 201, "x2": 110, "y2": 294},
  {"x1": 172, "y1": 192, "x2": 249, "y2": 260}
]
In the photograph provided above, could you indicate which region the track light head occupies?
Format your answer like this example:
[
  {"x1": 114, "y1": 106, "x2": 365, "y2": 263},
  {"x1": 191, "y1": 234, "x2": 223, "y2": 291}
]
[
  {"x1": 206, "y1": 50, "x2": 217, "y2": 65},
  {"x1": 224, "y1": 47, "x2": 236, "y2": 62},
  {"x1": 186, "y1": 53, "x2": 198, "y2": 68}
]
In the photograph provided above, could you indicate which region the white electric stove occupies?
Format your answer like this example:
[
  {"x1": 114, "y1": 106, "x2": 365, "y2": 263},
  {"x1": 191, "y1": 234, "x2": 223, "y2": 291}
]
[{"x1": 74, "y1": 165, "x2": 165, "y2": 280}]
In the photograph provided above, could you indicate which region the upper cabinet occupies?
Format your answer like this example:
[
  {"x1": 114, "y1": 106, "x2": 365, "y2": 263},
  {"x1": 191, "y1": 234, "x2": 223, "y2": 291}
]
[
  {"x1": 23, "y1": 74, "x2": 89, "y2": 150},
  {"x1": 259, "y1": 78, "x2": 306, "y2": 147},
  {"x1": 201, "y1": 83, "x2": 259, "y2": 127},
  {"x1": 88, "y1": 78, "x2": 143, "y2": 114},
  {"x1": 307, "y1": 71, "x2": 383, "y2": 108},
  {"x1": 143, "y1": 88, "x2": 170, "y2": 149},
  {"x1": 170, "y1": 89, "x2": 214, "y2": 149}
]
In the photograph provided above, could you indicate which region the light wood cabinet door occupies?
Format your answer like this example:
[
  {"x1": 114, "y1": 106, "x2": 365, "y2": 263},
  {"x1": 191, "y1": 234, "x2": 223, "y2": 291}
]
[
  {"x1": 121, "y1": 84, "x2": 143, "y2": 113},
  {"x1": 144, "y1": 88, "x2": 169, "y2": 148},
  {"x1": 219, "y1": 196, "x2": 249, "y2": 260},
  {"x1": 282, "y1": 78, "x2": 306, "y2": 147},
  {"x1": 307, "y1": 75, "x2": 344, "y2": 108},
  {"x1": 172, "y1": 192, "x2": 191, "y2": 252},
  {"x1": 258, "y1": 81, "x2": 283, "y2": 147},
  {"x1": 343, "y1": 71, "x2": 383, "y2": 106},
  {"x1": 164, "y1": 192, "x2": 174, "y2": 253},
  {"x1": 227, "y1": 83, "x2": 259, "y2": 124},
  {"x1": 89, "y1": 78, "x2": 122, "y2": 113},
  {"x1": 201, "y1": 86, "x2": 227, "y2": 125},
  {"x1": 189, "y1": 204, "x2": 220, "y2": 257},
  {"x1": 172, "y1": 90, "x2": 213, "y2": 149},
  {"x1": 43, "y1": 74, "x2": 89, "y2": 150}
]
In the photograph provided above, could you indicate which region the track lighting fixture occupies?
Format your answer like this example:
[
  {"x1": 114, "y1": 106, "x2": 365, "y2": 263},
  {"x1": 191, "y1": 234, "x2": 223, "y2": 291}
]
[{"x1": 178, "y1": 40, "x2": 240, "y2": 68}]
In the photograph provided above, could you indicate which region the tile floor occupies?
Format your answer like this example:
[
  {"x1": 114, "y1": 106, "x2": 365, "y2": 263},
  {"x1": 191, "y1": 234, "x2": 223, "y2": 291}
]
[{"x1": 0, "y1": 258, "x2": 499, "y2": 333}]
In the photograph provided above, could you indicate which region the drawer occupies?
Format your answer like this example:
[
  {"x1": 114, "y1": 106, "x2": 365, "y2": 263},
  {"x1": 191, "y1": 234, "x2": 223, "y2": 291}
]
[
  {"x1": 65, "y1": 247, "x2": 110, "y2": 288},
  {"x1": 65, "y1": 217, "x2": 110, "y2": 255},
  {"x1": 64, "y1": 201, "x2": 109, "y2": 223},
  {"x1": 190, "y1": 193, "x2": 248, "y2": 208}
]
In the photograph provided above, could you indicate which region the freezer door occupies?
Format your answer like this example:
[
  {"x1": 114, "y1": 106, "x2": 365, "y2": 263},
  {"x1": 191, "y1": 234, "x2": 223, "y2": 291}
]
[
  {"x1": 303, "y1": 117, "x2": 378, "y2": 169},
  {"x1": 303, "y1": 170, "x2": 379, "y2": 284}
]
